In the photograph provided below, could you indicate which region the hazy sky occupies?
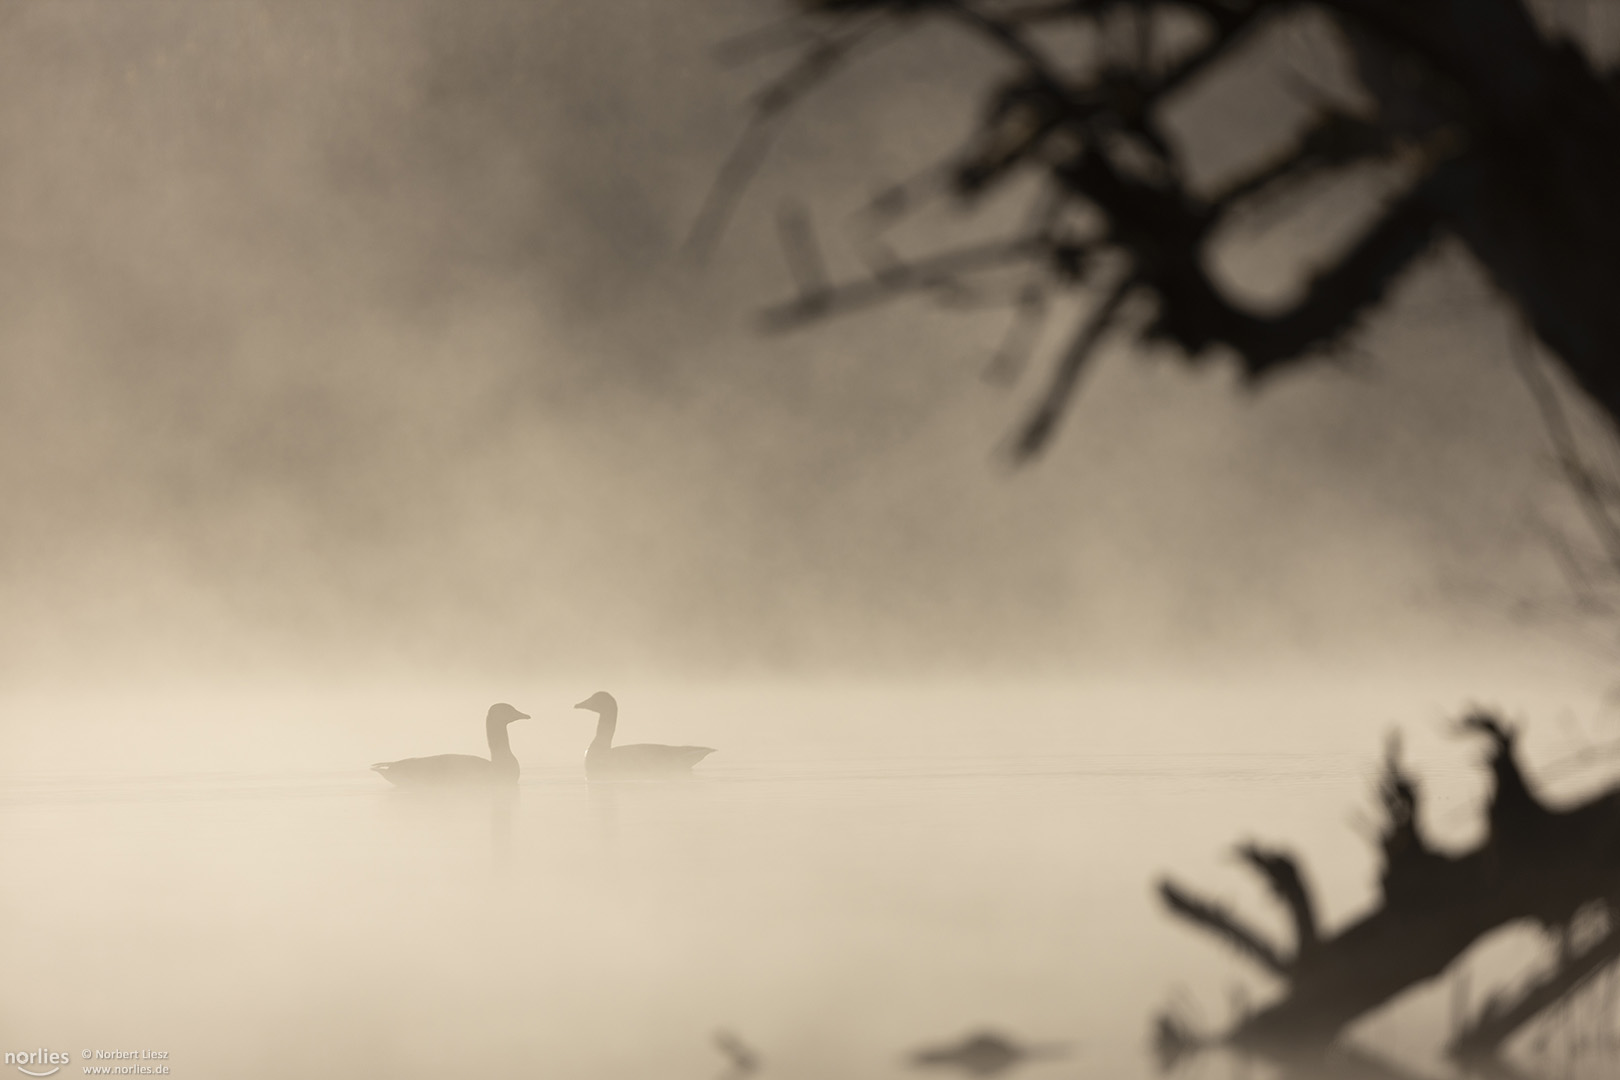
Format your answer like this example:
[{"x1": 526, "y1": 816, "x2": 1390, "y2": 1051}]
[{"x1": 0, "y1": 0, "x2": 1605, "y2": 686}]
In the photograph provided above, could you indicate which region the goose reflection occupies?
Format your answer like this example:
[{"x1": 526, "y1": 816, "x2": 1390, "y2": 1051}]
[
  {"x1": 714, "y1": 1029, "x2": 760, "y2": 1078},
  {"x1": 490, "y1": 784, "x2": 517, "y2": 875}
]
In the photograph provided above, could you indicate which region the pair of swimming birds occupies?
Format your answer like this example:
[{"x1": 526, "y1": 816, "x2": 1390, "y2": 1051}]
[{"x1": 371, "y1": 691, "x2": 715, "y2": 786}]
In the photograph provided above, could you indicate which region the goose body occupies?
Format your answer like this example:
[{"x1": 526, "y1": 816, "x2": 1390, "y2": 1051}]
[
  {"x1": 574, "y1": 691, "x2": 716, "y2": 777},
  {"x1": 909, "y1": 1030, "x2": 1068, "y2": 1077},
  {"x1": 372, "y1": 703, "x2": 529, "y2": 787}
]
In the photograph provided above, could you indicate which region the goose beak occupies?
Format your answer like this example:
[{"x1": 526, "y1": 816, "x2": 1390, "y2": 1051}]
[
  {"x1": 515, "y1": 711, "x2": 530, "y2": 720},
  {"x1": 573, "y1": 699, "x2": 590, "y2": 710}
]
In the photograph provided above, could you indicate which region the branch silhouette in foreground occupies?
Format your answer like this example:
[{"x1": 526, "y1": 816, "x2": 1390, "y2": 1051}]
[
  {"x1": 715, "y1": 1, "x2": 1620, "y2": 461},
  {"x1": 1157, "y1": 712, "x2": 1620, "y2": 1070}
]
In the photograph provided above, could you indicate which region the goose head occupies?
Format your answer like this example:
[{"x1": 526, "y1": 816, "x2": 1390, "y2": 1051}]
[
  {"x1": 487, "y1": 703, "x2": 531, "y2": 725},
  {"x1": 574, "y1": 691, "x2": 617, "y2": 715}
]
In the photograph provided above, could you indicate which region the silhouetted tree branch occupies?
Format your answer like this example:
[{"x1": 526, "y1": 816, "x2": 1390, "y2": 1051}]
[
  {"x1": 1509, "y1": 329, "x2": 1620, "y2": 623},
  {"x1": 716, "y1": 0, "x2": 1620, "y2": 461},
  {"x1": 1158, "y1": 710, "x2": 1620, "y2": 1065},
  {"x1": 1158, "y1": 877, "x2": 1292, "y2": 977},
  {"x1": 1449, "y1": 917, "x2": 1620, "y2": 1067},
  {"x1": 1237, "y1": 842, "x2": 1321, "y2": 961}
]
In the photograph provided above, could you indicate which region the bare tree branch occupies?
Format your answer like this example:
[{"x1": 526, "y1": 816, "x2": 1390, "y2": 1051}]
[
  {"x1": 688, "y1": 11, "x2": 899, "y2": 259},
  {"x1": 776, "y1": 200, "x2": 830, "y2": 297},
  {"x1": 984, "y1": 283, "x2": 1051, "y2": 384},
  {"x1": 723, "y1": 0, "x2": 1620, "y2": 463},
  {"x1": 1450, "y1": 919, "x2": 1620, "y2": 1065},
  {"x1": 1511, "y1": 328, "x2": 1620, "y2": 584},
  {"x1": 1236, "y1": 842, "x2": 1321, "y2": 959},
  {"x1": 1159, "y1": 877, "x2": 1293, "y2": 976},
  {"x1": 1010, "y1": 277, "x2": 1131, "y2": 458},
  {"x1": 760, "y1": 234, "x2": 1058, "y2": 329}
]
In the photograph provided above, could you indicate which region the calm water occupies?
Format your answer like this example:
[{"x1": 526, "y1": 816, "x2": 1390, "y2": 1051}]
[{"x1": 3, "y1": 678, "x2": 1618, "y2": 1079}]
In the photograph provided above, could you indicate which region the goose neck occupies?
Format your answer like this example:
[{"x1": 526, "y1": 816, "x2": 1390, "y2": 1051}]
[
  {"x1": 589, "y1": 707, "x2": 618, "y2": 753},
  {"x1": 486, "y1": 716, "x2": 516, "y2": 764}
]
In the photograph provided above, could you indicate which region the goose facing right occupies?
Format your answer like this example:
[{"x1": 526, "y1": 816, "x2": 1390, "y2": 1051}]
[{"x1": 574, "y1": 691, "x2": 715, "y2": 777}]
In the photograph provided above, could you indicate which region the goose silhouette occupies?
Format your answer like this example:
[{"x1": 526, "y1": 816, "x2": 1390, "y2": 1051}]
[
  {"x1": 372, "y1": 703, "x2": 529, "y2": 787},
  {"x1": 908, "y1": 1030, "x2": 1068, "y2": 1076},
  {"x1": 574, "y1": 691, "x2": 715, "y2": 777}
]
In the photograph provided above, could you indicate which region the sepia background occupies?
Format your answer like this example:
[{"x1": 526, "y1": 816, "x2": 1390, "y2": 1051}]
[{"x1": 2, "y1": 2, "x2": 1618, "y2": 1078}]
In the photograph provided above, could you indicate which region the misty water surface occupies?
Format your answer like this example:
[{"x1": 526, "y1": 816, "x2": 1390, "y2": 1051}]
[{"x1": 5, "y1": 677, "x2": 1618, "y2": 1080}]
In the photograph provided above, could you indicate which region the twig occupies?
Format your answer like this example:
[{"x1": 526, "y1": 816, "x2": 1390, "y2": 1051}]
[
  {"x1": 776, "y1": 200, "x2": 830, "y2": 296},
  {"x1": 1159, "y1": 877, "x2": 1293, "y2": 976},
  {"x1": 1236, "y1": 842, "x2": 1320, "y2": 957},
  {"x1": 1450, "y1": 923, "x2": 1620, "y2": 1064},
  {"x1": 760, "y1": 234, "x2": 1053, "y2": 329},
  {"x1": 985, "y1": 284, "x2": 1051, "y2": 384},
  {"x1": 687, "y1": 12, "x2": 898, "y2": 259},
  {"x1": 1010, "y1": 276, "x2": 1131, "y2": 458},
  {"x1": 713, "y1": 13, "x2": 820, "y2": 67},
  {"x1": 1510, "y1": 327, "x2": 1620, "y2": 584}
]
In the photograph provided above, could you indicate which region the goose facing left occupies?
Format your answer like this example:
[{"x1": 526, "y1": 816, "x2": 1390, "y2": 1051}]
[
  {"x1": 574, "y1": 691, "x2": 716, "y2": 776},
  {"x1": 372, "y1": 703, "x2": 529, "y2": 787}
]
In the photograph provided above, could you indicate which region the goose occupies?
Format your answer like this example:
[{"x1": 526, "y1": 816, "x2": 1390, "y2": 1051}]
[
  {"x1": 574, "y1": 691, "x2": 715, "y2": 777},
  {"x1": 372, "y1": 703, "x2": 529, "y2": 787},
  {"x1": 908, "y1": 1030, "x2": 1068, "y2": 1077}
]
